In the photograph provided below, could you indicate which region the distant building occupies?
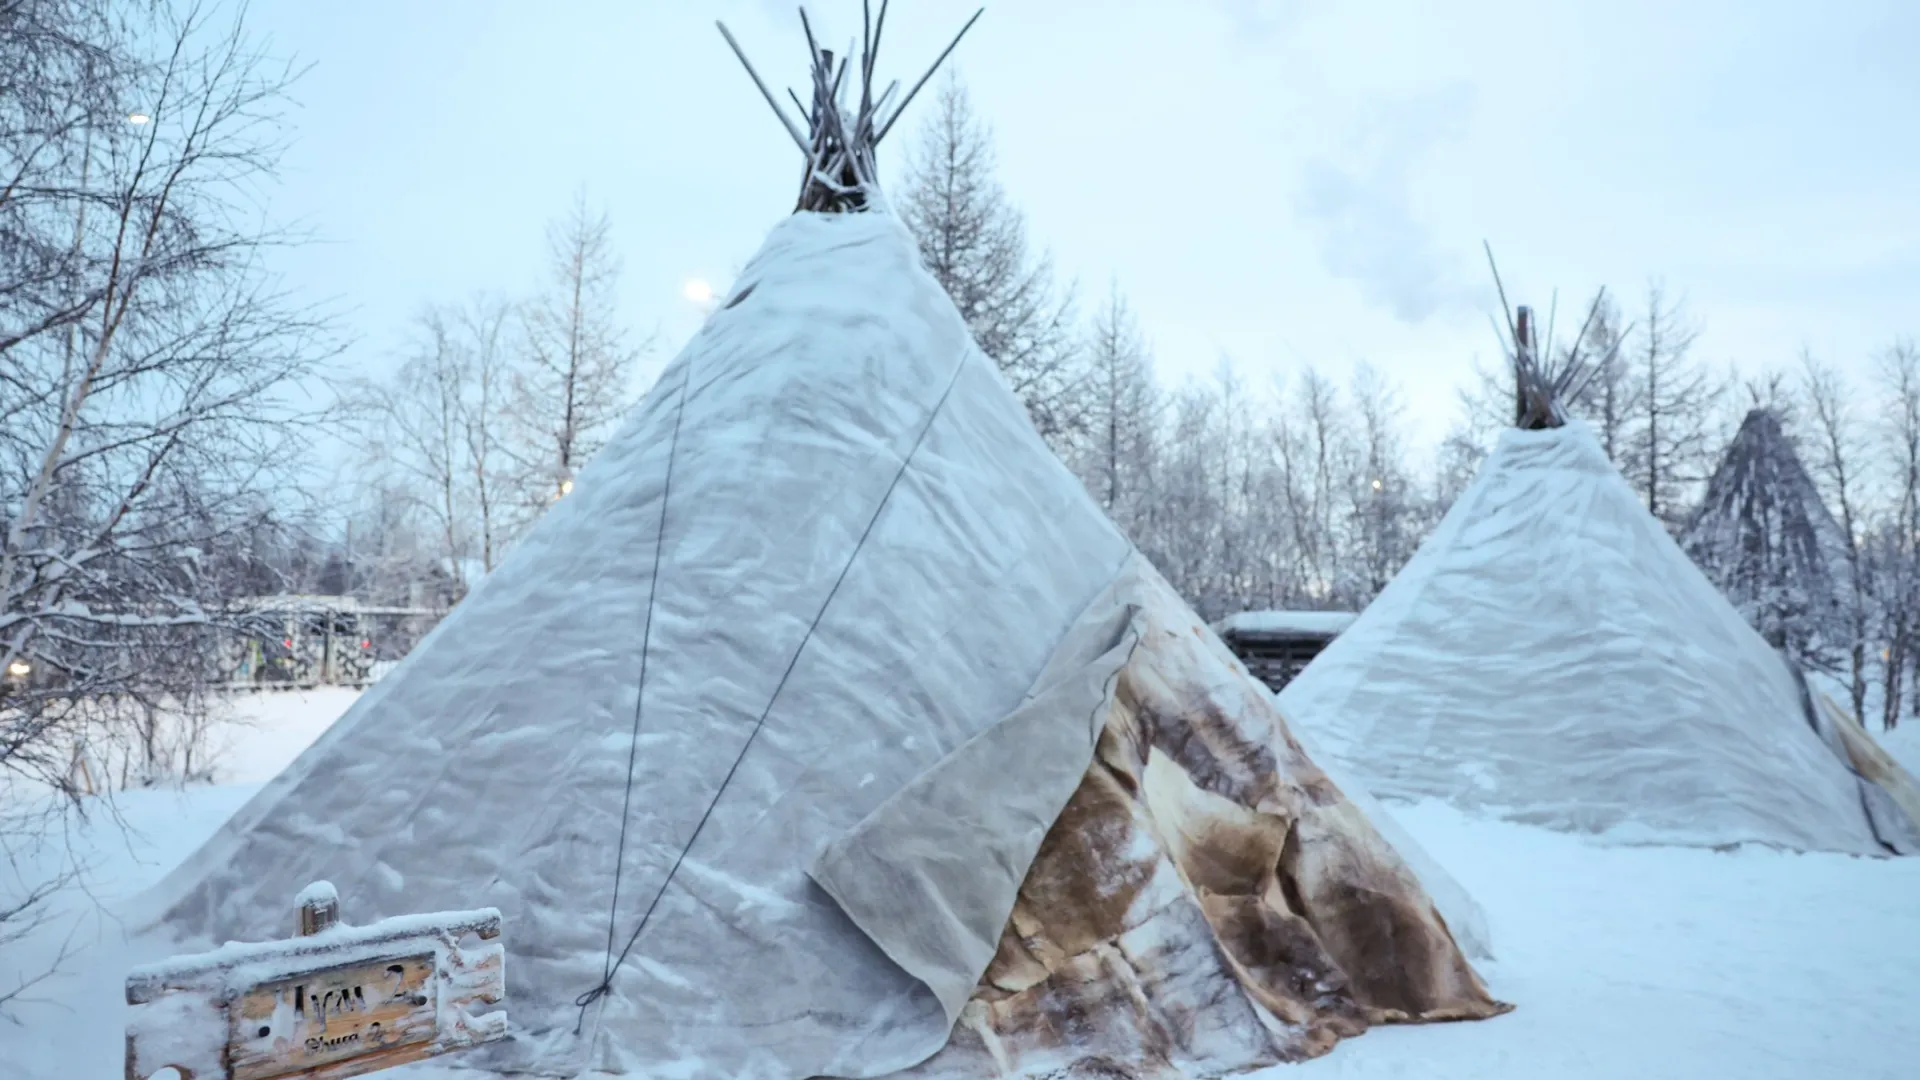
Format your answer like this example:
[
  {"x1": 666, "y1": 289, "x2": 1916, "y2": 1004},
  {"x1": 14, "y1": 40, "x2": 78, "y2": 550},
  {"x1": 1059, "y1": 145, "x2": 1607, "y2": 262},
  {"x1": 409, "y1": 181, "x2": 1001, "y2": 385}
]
[
  {"x1": 226, "y1": 594, "x2": 442, "y2": 689},
  {"x1": 1213, "y1": 611, "x2": 1357, "y2": 693}
]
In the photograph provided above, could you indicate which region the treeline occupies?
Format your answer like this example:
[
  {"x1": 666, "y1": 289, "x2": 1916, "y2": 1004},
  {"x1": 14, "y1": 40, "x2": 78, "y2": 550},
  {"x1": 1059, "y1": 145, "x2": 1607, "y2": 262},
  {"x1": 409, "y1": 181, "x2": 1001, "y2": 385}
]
[
  {"x1": 898, "y1": 77, "x2": 1918, "y2": 737},
  {"x1": 12, "y1": 0, "x2": 1912, "y2": 783},
  {"x1": 2, "y1": 0, "x2": 334, "y2": 792},
  {"x1": 898, "y1": 79, "x2": 1719, "y2": 619},
  {"x1": 322, "y1": 76, "x2": 1750, "y2": 628},
  {"x1": 334, "y1": 195, "x2": 653, "y2": 605},
  {"x1": 894, "y1": 78, "x2": 1439, "y2": 617}
]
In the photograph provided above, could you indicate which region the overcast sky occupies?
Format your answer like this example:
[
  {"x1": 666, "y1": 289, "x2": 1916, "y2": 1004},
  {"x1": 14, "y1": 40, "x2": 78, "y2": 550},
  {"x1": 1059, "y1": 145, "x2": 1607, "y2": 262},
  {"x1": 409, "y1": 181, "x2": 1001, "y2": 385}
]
[{"x1": 243, "y1": 0, "x2": 1920, "y2": 447}]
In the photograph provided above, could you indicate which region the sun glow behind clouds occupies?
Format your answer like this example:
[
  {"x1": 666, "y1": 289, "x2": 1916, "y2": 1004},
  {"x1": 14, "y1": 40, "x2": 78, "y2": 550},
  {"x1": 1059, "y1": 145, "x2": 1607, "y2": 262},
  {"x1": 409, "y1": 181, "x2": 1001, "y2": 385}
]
[{"x1": 682, "y1": 279, "x2": 714, "y2": 305}]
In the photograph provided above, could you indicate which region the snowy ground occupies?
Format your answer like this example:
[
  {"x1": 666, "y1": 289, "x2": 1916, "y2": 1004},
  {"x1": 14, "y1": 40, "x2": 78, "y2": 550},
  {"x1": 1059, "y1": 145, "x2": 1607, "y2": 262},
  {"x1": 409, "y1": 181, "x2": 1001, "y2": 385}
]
[
  {"x1": 4, "y1": 691, "x2": 1919, "y2": 1080},
  {"x1": 1296, "y1": 802, "x2": 1920, "y2": 1079},
  {"x1": 198, "y1": 686, "x2": 365, "y2": 786}
]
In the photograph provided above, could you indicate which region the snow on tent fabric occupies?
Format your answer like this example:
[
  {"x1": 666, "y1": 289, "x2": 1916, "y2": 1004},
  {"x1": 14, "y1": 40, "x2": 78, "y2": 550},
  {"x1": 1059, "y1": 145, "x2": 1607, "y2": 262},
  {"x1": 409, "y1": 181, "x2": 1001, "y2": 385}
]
[
  {"x1": 138, "y1": 202, "x2": 1507, "y2": 1080},
  {"x1": 1679, "y1": 409, "x2": 1920, "y2": 849},
  {"x1": 1279, "y1": 419, "x2": 1920, "y2": 856},
  {"x1": 138, "y1": 13, "x2": 1507, "y2": 1080}
]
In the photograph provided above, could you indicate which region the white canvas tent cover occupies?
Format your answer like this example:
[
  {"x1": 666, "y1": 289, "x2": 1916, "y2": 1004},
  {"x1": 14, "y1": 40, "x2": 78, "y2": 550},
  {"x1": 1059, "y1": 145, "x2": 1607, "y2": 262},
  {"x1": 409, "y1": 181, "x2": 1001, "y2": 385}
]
[
  {"x1": 1279, "y1": 423, "x2": 1920, "y2": 856},
  {"x1": 143, "y1": 211, "x2": 1503, "y2": 1079}
]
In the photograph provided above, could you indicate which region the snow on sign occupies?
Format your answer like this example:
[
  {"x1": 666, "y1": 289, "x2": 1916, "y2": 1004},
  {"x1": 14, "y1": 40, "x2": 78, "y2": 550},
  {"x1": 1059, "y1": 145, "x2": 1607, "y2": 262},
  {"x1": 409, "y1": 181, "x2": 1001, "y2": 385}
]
[
  {"x1": 125, "y1": 883, "x2": 506, "y2": 1080},
  {"x1": 225, "y1": 953, "x2": 439, "y2": 1078}
]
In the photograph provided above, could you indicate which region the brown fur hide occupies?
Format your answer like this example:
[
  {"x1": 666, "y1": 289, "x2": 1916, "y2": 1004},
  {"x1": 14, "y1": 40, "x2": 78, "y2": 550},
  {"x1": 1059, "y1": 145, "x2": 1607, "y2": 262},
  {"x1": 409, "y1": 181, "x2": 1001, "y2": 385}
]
[{"x1": 896, "y1": 604, "x2": 1511, "y2": 1080}]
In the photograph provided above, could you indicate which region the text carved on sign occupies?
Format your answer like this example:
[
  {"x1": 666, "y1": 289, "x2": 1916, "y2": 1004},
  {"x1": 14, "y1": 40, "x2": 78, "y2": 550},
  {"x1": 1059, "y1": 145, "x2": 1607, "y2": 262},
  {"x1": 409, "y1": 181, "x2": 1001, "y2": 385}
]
[{"x1": 228, "y1": 954, "x2": 436, "y2": 1080}]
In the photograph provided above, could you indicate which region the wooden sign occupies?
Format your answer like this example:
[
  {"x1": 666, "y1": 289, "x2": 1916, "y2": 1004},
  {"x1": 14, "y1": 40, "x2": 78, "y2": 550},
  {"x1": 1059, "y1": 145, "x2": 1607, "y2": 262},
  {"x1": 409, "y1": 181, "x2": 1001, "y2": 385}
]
[
  {"x1": 225, "y1": 953, "x2": 438, "y2": 1079},
  {"x1": 126, "y1": 883, "x2": 506, "y2": 1080}
]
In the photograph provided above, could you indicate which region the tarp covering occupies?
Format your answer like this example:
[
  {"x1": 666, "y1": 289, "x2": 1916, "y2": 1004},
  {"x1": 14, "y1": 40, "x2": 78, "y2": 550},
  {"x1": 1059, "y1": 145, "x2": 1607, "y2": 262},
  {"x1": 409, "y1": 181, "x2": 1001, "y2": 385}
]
[
  {"x1": 1280, "y1": 423, "x2": 1900, "y2": 856},
  {"x1": 143, "y1": 211, "x2": 1498, "y2": 1079}
]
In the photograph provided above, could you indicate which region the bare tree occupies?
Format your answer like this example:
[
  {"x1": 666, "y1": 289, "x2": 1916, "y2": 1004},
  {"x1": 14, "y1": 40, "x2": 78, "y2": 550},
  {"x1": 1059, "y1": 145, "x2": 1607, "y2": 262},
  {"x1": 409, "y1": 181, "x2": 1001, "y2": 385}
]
[
  {"x1": 1, "y1": 0, "x2": 330, "y2": 1004},
  {"x1": 356, "y1": 306, "x2": 475, "y2": 591},
  {"x1": 1800, "y1": 351, "x2": 1871, "y2": 719},
  {"x1": 459, "y1": 298, "x2": 513, "y2": 573},
  {"x1": 359, "y1": 195, "x2": 649, "y2": 579},
  {"x1": 1623, "y1": 282, "x2": 1723, "y2": 528},
  {"x1": 1273, "y1": 367, "x2": 1349, "y2": 603},
  {"x1": 1346, "y1": 363, "x2": 1416, "y2": 598},
  {"x1": 1077, "y1": 346, "x2": 1439, "y2": 621},
  {"x1": 1427, "y1": 416, "x2": 1488, "y2": 521},
  {"x1": 358, "y1": 293, "x2": 539, "y2": 583},
  {"x1": 897, "y1": 74, "x2": 1083, "y2": 449},
  {"x1": 1210, "y1": 358, "x2": 1257, "y2": 610},
  {"x1": 339, "y1": 473, "x2": 458, "y2": 614},
  {"x1": 511, "y1": 193, "x2": 650, "y2": 507},
  {"x1": 1875, "y1": 339, "x2": 1920, "y2": 730},
  {"x1": 1072, "y1": 282, "x2": 1158, "y2": 530},
  {"x1": 3, "y1": 0, "x2": 326, "y2": 772},
  {"x1": 1139, "y1": 383, "x2": 1220, "y2": 613},
  {"x1": 1564, "y1": 294, "x2": 1635, "y2": 464},
  {"x1": 1449, "y1": 352, "x2": 1510, "y2": 453}
]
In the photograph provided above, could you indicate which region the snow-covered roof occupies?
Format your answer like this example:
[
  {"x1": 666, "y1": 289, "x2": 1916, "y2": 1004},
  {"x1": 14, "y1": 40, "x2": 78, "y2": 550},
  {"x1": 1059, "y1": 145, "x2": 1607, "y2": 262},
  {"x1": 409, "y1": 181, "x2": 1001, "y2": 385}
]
[
  {"x1": 229, "y1": 594, "x2": 434, "y2": 617},
  {"x1": 231, "y1": 593, "x2": 359, "y2": 611},
  {"x1": 1215, "y1": 610, "x2": 1358, "y2": 640}
]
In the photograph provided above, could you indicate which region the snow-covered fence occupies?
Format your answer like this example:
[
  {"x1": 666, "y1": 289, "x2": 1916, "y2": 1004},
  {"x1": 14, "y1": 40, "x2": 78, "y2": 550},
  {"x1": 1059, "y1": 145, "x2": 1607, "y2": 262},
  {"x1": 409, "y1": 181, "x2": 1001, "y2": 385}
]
[{"x1": 125, "y1": 883, "x2": 506, "y2": 1080}]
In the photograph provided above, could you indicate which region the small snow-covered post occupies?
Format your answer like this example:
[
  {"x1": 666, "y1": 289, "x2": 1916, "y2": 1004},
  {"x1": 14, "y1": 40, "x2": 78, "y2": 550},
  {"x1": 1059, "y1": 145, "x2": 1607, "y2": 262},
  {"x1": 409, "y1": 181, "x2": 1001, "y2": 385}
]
[
  {"x1": 296, "y1": 880, "x2": 340, "y2": 937},
  {"x1": 126, "y1": 884, "x2": 506, "y2": 1080}
]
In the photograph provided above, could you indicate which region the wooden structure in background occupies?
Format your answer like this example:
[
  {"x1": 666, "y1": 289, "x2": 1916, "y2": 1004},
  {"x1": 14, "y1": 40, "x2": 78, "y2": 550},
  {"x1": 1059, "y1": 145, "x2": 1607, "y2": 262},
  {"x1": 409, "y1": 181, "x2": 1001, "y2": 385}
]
[
  {"x1": 1214, "y1": 611, "x2": 1357, "y2": 693},
  {"x1": 224, "y1": 596, "x2": 442, "y2": 690}
]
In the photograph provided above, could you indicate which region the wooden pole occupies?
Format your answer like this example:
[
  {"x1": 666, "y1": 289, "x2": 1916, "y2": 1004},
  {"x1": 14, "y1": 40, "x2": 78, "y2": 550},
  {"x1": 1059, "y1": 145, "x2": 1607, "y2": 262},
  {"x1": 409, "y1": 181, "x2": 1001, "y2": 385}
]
[{"x1": 1514, "y1": 305, "x2": 1533, "y2": 426}]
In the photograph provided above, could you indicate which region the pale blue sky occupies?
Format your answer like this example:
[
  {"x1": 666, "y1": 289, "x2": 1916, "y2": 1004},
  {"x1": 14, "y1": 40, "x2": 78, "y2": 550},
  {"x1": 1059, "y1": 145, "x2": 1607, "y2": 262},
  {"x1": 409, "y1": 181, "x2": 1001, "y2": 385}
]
[{"x1": 244, "y1": 0, "x2": 1920, "y2": 445}]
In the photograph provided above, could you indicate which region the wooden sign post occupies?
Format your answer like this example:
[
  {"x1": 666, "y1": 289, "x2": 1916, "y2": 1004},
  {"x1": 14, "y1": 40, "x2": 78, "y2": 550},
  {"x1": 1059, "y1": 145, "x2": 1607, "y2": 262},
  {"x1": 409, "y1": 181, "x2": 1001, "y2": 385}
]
[{"x1": 126, "y1": 883, "x2": 507, "y2": 1080}]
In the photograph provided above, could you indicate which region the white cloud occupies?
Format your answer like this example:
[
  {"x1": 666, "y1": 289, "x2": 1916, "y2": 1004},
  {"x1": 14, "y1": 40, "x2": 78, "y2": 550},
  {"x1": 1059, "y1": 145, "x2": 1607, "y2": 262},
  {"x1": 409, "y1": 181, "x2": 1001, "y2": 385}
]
[
  {"x1": 1213, "y1": 0, "x2": 1309, "y2": 37},
  {"x1": 1296, "y1": 83, "x2": 1477, "y2": 324}
]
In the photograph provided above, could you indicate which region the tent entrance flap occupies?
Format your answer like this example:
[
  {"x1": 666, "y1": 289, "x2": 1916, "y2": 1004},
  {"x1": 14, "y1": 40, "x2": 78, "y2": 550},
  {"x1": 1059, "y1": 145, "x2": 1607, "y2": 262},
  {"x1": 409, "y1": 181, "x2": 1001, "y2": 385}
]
[{"x1": 811, "y1": 591, "x2": 1144, "y2": 1032}]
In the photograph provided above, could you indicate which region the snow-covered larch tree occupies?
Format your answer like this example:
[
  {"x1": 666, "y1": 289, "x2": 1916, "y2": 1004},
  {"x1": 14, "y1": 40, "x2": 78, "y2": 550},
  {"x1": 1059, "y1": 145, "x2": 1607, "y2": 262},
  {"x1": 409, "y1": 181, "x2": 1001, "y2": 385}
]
[
  {"x1": 511, "y1": 193, "x2": 651, "y2": 508},
  {"x1": 1873, "y1": 339, "x2": 1920, "y2": 730},
  {"x1": 896, "y1": 73, "x2": 1083, "y2": 451},
  {"x1": 1346, "y1": 363, "x2": 1418, "y2": 599},
  {"x1": 1624, "y1": 283, "x2": 1723, "y2": 530},
  {"x1": 1073, "y1": 283, "x2": 1159, "y2": 533},
  {"x1": 1799, "y1": 351, "x2": 1871, "y2": 720}
]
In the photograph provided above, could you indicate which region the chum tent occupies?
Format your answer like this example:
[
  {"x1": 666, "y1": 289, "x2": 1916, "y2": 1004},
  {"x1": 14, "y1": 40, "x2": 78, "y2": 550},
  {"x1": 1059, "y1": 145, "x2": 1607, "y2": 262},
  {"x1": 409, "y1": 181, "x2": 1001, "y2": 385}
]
[
  {"x1": 1279, "y1": 300, "x2": 1920, "y2": 857},
  {"x1": 139, "y1": 9, "x2": 1506, "y2": 1080},
  {"x1": 1680, "y1": 406, "x2": 1853, "y2": 667}
]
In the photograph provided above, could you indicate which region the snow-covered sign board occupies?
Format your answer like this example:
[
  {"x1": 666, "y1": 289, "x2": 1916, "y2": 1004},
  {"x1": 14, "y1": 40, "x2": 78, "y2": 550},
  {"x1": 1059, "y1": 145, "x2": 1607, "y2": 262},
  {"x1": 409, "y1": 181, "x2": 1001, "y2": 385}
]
[{"x1": 125, "y1": 883, "x2": 506, "y2": 1080}]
